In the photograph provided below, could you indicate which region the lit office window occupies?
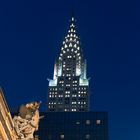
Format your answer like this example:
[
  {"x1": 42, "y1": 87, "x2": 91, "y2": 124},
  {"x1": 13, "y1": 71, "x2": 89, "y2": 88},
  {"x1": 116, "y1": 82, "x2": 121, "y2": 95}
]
[
  {"x1": 69, "y1": 43, "x2": 72, "y2": 47},
  {"x1": 72, "y1": 95, "x2": 77, "y2": 97},
  {"x1": 76, "y1": 121, "x2": 80, "y2": 125},
  {"x1": 64, "y1": 44, "x2": 68, "y2": 48},
  {"x1": 86, "y1": 120, "x2": 90, "y2": 125},
  {"x1": 86, "y1": 134, "x2": 90, "y2": 139},
  {"x1": 96, "y1": 120, "x2": 101, "y2": 125},
  {"x1": 66, "y1": 84, "x2": 70, "y2": 87},
  {"x1": 72, "y1": 109, "x2": 76, "y2": 111},
  {"x1": 60, "y1": 134, "x2": 64, "y2": 139},
  {"x1": 72, "y1": 102, "x2": 76, "y2": 104}
]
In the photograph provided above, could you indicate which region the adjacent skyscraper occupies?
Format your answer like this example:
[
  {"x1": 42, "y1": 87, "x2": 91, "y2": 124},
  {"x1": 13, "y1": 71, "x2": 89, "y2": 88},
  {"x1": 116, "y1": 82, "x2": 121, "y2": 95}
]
[{"x1": 47, "y1": 17, "x2": 89, "y2": 112}]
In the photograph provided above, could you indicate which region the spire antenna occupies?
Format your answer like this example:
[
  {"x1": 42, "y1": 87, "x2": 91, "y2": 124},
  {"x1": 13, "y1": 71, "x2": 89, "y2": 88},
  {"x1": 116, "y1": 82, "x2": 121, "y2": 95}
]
[{"x1": 71, "y1": 0, "x2": 75, "y2": 18}]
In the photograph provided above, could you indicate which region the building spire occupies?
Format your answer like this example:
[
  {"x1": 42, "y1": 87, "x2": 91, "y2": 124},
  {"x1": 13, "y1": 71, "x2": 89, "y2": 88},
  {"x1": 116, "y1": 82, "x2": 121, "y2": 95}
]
[
  {"x1": 68, "y1": 15, "x2": 76, "y2": 35},
  {"x1": 71, "y1": 0, "x2": 75, "y2": 18}
]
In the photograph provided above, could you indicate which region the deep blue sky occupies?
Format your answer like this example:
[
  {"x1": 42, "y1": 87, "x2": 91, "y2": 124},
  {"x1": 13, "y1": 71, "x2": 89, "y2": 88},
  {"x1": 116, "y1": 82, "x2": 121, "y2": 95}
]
[{"x1": 0, "y1": 0, "x2": 140, "y2": 140}]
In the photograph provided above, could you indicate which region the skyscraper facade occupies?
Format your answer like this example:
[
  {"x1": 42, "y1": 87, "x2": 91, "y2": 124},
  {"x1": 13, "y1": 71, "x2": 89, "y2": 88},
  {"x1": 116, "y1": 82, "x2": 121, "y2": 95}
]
[
  {"x1": 47, "y1": 17, "x2": 89, "y2": 112},
  {"x1": 37, "y1": 112, "x2": 108, "y2": 140}
]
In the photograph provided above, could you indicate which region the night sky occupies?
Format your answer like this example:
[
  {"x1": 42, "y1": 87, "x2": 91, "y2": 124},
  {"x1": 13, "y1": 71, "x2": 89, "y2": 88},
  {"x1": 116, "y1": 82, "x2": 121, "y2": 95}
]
[{"x1": 0, "y1": 0, "x2": 140, "y2": 140}]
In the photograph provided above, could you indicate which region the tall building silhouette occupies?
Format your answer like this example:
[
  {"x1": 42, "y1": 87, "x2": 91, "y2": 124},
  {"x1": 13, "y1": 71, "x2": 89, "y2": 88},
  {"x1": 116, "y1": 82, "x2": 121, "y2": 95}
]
[{"x1": 47, "y1": 17, "x2": 89, "y2": 112}]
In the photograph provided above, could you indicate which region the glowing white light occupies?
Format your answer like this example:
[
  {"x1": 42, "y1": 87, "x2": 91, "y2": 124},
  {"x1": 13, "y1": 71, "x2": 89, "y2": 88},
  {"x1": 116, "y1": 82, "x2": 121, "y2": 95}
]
[
  {"x1": 81, "y1": 60, "x2": 87, "y2": 79},
  {"x1": 64, "y1": 44, "x2": 68, "y2": 48},
  {"x1": 72, "y1": 17, "x2": 74, "y2": 21},
  {"x1": 96, "y1": 120, "x2": 101, "y2": 125},
  {"x1": 72, "y1": 102, "x2": 76, "y2": 104},
  {"x1": 69, "y1": 43, "x2": 72, "y2": 47},
  {"x1": 74, "y1": 44, "x2": 77, "y2": 48},
  {"x1": 49, "y1": 79, "x2": 57, "y2": 86},
  {"x1": 72, "y1": 109, "x2": 76, "y2": 111},
  {"x1": 79, "y1": 78, "x2": 89, "y2": 86},
  {"x1": 58, "y1": 63, "x2": 62, "y2": 76},
  {"x1": 53, "y1": 63, "x2": 57, "y2": 79},
  {"x1": 76, "y1": 67, "x2": 81, "y2": 76},
  {"x1": 71, "y1": 23, "x2": 75, "y2": 27}
]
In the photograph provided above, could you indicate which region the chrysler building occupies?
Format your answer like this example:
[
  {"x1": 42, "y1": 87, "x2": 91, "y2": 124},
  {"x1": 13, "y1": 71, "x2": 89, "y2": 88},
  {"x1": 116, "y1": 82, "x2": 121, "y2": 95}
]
[{"x1": 47, "y1": 17, "x2": 89, "y2": 112}]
